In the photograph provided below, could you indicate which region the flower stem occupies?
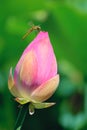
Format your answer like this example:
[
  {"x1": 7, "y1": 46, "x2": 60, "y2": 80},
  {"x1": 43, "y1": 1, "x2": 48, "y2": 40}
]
[
  {"x1": 14, "y1": 103, "x2": 28, "y2": 130},
  {"x1": 84, "y1": 85, "x2": 87, "y2": 118}
]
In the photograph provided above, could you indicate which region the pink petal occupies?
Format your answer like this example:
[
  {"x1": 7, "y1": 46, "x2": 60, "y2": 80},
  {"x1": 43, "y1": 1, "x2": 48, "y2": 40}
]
[
  {"x1": 14, "y1": 31, "x2": 57, "y2": 91},
  {"x1": 17, "y1": 51, "x2": 38, "y2": 93},
  {"x1": 24, "y1": 31, "x2": 57, "y2": 85},
  {"x1": 30, "y1": 74, "x2": 59, "y2": 102}
]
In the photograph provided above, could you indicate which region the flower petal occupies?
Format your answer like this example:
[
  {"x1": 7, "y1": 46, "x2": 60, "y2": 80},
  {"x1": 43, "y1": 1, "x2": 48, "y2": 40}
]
[
  {"x1": 8, "y1": 67, "x2": 22, "y2": 97},
  {"x1": 19, "y1": 51, "x2": 38, "y2": 92},
  {"x1": 30, "y1": 74, "x2": 59, "y2": 102},
  {"x1": 26, "y1": 31, "x2": 57, "y2": 85},
  {"x1": 14, "y1": 31, "x2": 57, "y2": 88}
]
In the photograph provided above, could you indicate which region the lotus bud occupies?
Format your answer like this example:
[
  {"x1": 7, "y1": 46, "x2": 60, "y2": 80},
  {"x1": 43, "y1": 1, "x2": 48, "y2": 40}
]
[{"x1": 8, "y1": 31, "x2": 59, "y2": 114}]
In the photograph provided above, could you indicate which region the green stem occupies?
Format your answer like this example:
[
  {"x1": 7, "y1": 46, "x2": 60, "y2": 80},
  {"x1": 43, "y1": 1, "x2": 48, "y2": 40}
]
[
  {"x1": 14, "y1": 104, "x2": 28, "y2": 130},
  {"x1": 84, "y1": 85, "x2": 87, "y2": 118}
]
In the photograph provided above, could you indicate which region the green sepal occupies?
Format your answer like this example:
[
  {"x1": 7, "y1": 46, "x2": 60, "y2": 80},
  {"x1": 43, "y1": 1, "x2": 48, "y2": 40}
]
[
  {"x1": 15, "y1": 97, "x2": 30, "y2": 105},
  {"x1": 32, "y1": 102, "x2": 56, "y2": 109},
  {"x1": 28, "y1": 102, "x2": 56, "y2": 115}
]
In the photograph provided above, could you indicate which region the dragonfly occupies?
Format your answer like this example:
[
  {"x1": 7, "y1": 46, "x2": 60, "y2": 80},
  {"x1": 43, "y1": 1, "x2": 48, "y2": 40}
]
[{"x1": 22, "y1": 25, "x2": 41, "y2": 40}]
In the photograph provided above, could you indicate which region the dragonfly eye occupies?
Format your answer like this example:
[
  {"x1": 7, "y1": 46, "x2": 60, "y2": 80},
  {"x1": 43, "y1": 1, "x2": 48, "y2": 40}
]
[{"x1": 36, "y1": 26, "x2": 41, "y2": 31}]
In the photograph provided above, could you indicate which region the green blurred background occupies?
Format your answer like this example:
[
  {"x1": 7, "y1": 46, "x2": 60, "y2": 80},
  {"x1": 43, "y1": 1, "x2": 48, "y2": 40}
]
[{"x1": 0, "y1": 0, "x2": 87, "y2": 130}]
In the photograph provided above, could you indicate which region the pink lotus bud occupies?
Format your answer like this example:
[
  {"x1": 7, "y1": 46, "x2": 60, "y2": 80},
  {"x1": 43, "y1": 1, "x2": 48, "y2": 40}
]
[{"x1": 8, "y1": 31, "x2": 59, "y2": 113}]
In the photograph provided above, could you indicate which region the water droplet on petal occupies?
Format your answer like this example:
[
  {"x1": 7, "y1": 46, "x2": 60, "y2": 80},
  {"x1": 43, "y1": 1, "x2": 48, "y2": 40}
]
[
  {"x1": 29, "y1": 108, "x2": 35, "y2": 115},
  {"x1": 29, "y1": 103, "x2": 35, "y2": 115}
]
